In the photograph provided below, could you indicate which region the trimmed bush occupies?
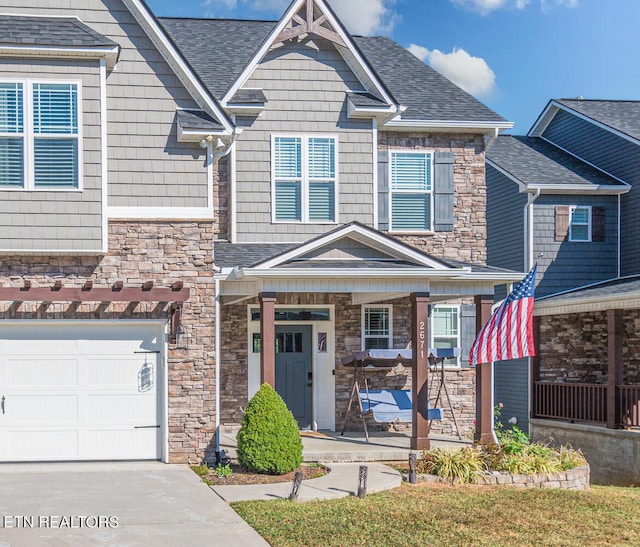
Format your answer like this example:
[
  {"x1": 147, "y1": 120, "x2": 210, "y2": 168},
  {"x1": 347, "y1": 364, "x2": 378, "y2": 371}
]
[{"x1": 237, "y1": 383, "x2": 303, "y2": 475}]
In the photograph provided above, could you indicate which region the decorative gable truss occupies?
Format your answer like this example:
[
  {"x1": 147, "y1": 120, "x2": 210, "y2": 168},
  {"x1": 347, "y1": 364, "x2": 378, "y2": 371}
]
[
  {"x1": 222, "y1": 0, "x2": 399, "y2": 121},
  {"x1": 275, "y1": 0, "x2": 346, "y2": 47}
]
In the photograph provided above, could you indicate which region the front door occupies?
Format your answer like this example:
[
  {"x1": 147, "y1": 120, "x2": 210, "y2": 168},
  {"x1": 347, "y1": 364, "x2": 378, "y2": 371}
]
[{"x1": 275, "y1": 325, "x2": 313, "y2": 429}]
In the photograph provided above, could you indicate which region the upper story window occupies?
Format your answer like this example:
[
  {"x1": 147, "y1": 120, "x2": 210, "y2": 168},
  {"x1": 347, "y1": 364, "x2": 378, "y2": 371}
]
[
  {"x1": 272, "y1": 135, "x2": 337, "y2": 223},
  {"x1": 569, "y1": 206, "x2": 591, "y2": 242},
  {"x1": 362, "y1": 305, "x2": 392, "y2": 350},
  {"x1": 390, "y1": 151, "x2": 432, "y2": 232},
  {"x1": 431, "y1": 305, "x2": 460, "y2": 367},
  {"x1": 0, "y1": 81, "x2": 80, "y2": 190}
]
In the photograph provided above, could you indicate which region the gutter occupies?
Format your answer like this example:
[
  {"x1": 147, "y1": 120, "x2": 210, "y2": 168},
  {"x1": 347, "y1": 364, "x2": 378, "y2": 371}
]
[{"x1": 214, "y1": 277, "x2": 222, "y2": 463}]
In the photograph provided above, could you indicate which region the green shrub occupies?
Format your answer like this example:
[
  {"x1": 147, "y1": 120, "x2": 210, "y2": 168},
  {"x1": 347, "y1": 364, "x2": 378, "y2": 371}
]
[
  {"x1": 237, "y1": 383, "x2": 303, "y2": 475},
  {"x1": 191, "y1": 464, "x2": 209, "y2": 477},
  {"x1": 215, "y1": 463, "x2": 233, "y2": 478}
]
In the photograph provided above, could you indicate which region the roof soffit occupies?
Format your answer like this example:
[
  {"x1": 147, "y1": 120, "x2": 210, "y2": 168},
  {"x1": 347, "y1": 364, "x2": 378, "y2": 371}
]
[{"x1": 221, "y1": 0, "x2": 397, "y2": 109}]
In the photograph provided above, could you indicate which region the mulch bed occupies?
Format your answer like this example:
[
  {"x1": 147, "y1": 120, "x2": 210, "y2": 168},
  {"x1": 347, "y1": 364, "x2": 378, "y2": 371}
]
[{"x1": 197, "y1": 463, "x2": 328, "y2": 486}]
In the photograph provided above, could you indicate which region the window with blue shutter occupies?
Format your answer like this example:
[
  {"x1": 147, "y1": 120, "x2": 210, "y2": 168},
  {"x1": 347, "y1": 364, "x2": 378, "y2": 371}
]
[
  {"x1": 0, "y1": 81, "x2": 80, "y2": 189},
  {"x1": 390, "y1": 151, "x2": 432, "y2": 231},
  {"x1": 273, "y1": 135, "x2": 337, "y2": 223}
]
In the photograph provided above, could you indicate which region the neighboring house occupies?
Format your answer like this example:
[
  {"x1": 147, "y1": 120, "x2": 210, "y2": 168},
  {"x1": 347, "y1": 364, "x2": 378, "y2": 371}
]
[
  {"x1": 0, "y1": 0, "x2": 520, "y2": 465},
  {"x1": 487, "y1": 99, "x2": 640, "y2": 484}
]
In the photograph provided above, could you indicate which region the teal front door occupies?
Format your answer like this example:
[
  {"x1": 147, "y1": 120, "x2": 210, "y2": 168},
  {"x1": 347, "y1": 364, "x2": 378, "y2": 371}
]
[{"x1": 275, "y1": 325, "x2": 313, "y2": 429}]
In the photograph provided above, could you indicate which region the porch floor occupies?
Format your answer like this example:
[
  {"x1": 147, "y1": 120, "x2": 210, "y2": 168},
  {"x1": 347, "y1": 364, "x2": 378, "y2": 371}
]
[{"x1": 220, "y1": 430, "x2": 471, "y2": 463}]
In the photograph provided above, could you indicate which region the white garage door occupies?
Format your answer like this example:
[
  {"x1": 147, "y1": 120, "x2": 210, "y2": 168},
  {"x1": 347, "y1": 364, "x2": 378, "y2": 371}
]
[{"x1": 0, "y1": 321, "x2": 164, "y2": 462}]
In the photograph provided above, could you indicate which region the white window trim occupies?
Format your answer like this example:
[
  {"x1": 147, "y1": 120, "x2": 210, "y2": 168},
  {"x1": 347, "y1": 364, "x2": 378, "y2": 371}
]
[
  {"x1": 361, "y1": 304, "x2": 393, "y2": 351},
  {"x1": 569, "y1": 205, "x2": 592, "y2": 242},
  {"x1": 0, "y1": 78, "x2": 83, "y2": 192},
  {"x1": 271, "y1": 133, "x2": 339, "y2": 225},
  {"x1": 430, "y1": 304, "x2": 461, "y2": 368},
  {"x1": 388, "y1": 149, "x2": 434, "y2": 234}
]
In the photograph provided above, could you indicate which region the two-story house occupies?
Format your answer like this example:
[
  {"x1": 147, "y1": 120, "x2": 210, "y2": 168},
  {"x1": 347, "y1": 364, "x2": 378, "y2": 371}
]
[
  {"x1": 0, "y1": 0, "x2": 521, "y2": 466},
  {"x1": 486, "y1": 99, "x2": 640, "y2": 484}
]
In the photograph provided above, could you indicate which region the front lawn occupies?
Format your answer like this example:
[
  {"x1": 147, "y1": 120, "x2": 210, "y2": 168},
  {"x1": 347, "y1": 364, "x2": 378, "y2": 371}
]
[{"x1": 233, "y1": 484, "x2": 640, "y2": 546}]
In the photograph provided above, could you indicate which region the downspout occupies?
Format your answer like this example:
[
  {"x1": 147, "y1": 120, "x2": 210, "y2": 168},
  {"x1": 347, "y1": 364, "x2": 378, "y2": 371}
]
[
  {"x1": 524, "y1": 189, "x2": 541, "y2": 270},
  {"x1": 618, "y1": 194, "x2": 621, "y2": 278},
  {"x1": 214, "y1": 277, "x2": 222, "y2": 464}
]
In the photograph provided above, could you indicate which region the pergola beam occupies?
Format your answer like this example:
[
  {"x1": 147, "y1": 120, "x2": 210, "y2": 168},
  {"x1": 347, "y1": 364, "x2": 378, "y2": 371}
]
[{"x1": 0, "y1": 285, "x2": 190, "y2": 303}]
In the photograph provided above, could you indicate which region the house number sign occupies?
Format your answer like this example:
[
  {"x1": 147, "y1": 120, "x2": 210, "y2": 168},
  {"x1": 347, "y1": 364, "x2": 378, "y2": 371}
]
[{"x1": 419, "y1": 321, "x2": 426, "y2": 360}]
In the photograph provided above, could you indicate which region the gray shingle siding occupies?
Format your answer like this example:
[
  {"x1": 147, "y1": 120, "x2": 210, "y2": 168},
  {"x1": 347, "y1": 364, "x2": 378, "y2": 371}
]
[
  {"x1": 543, "y1": 110, "x2": 640, "y2": 275},
  {"x1": 234, "y1": 39, "x2": 374, "y2": 243},
  {"x1": 533, "y1": 194, "x2": 618, "y2": 297},
  {"x1": 486, "y1": 165, "x2": 526, "y2": 274}
]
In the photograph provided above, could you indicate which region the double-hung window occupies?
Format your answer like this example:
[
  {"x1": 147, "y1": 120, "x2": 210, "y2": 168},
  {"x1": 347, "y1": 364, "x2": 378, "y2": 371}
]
[
  {"x1": 569, "y1": 206, "x2": 591, "y2": 242},
  {"x1": 431, "y1": 305, "x2": 460, "y2": 367},
  {"x1": 390, "y1": 151, "x2": 432, "y2": 232},
  {"x1": 273, "y1": 135, "x2": 337, "y2": 223},
  {"x1": 0, "y1": 81, "x2": 80, "y2": 189},
  {"x1": 362, "y1": 306, "x2": 392, "y2": 350}
]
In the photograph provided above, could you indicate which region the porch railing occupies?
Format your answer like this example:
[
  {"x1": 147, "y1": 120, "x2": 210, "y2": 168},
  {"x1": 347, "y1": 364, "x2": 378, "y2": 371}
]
[
  {"x1": 533, "y1": 382, "x2": 640, "y2": 428},
  {"x1": 533, "y1": 382, "x2": 607, "y2": 423},
  {"x1": 619, "y1": 385, "x2": 640, "y2": 428}
]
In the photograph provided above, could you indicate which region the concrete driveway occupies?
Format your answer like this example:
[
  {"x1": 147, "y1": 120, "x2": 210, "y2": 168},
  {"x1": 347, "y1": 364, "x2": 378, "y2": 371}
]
[{"x1": 0, "y1": 462, "x2": 268, "y2": 547}]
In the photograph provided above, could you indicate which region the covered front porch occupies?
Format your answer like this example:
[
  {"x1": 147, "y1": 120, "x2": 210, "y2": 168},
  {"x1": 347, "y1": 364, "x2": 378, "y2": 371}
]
[{"x1": 214, "y1": 223, "x2": 523, "y2": 451}]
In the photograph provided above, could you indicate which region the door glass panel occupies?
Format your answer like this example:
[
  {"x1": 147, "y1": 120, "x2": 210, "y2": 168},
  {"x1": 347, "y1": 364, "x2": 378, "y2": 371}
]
[{"x1": 276, "y1": 331, "x2": 303, "y2": 353}]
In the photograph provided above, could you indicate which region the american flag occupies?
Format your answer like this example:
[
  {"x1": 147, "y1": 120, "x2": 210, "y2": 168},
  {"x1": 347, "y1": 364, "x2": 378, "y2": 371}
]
[{"x1": 469, "y1": 265, "x2": 537, "y2": 366}]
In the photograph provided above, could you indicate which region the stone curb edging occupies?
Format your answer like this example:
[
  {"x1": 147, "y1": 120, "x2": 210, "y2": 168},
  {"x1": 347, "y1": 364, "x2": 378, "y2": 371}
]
[{"x1": 407, "y1": 464, "x2": 590, "y2": 490}]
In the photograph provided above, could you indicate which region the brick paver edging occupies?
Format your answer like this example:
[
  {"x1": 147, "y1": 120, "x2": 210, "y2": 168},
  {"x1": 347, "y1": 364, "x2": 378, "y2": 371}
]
[{"x1": 410, "y1": 464, "x2": 590, "y2": 490}]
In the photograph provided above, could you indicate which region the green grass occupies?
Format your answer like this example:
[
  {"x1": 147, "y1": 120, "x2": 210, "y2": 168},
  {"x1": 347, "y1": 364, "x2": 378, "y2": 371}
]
[{"x1": 233, "y1": 484, "x2": 640, "y2": 546}]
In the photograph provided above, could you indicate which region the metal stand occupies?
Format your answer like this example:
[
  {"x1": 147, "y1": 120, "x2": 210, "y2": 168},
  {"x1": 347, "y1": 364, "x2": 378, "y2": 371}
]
[
  {"x1": 427, "y1": 355, "x2": 463, "y2": 440},
  {"x1": 340, "y1": 364, "x2": 371, "y2": 442}
]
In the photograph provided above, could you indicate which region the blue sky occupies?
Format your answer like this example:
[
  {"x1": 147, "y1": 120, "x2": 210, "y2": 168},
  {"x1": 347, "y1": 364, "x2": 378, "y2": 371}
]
[{"x1": 147, "y1": 0, "x2": 640, "y2": 133}]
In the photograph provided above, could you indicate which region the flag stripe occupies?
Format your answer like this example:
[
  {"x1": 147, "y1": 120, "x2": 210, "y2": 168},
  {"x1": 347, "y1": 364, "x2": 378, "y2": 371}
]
[{"x1": 469, "y1": 266, "x2": 537, "y2": 366}]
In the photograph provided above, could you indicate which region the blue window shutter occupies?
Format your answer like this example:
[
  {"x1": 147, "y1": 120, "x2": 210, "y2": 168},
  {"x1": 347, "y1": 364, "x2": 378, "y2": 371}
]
[
  {"x1": 377, "y1": 150, "x2": 389, "y2": 230},
  {"x1": 0, "y1": 83, "x2": 24, "y2": 187},
  {"x1": 460, "y1": 304, "x2": 476, "y2": 368},
  {"x1": 433, "y1": 151, "x2": 454, "y2": 232}
]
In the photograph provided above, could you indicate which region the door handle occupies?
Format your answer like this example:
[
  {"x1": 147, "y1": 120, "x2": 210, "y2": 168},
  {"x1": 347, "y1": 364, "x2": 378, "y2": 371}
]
[
  {"x1": 1, "y1": 396, "x2": 4, "y2": 415},
  {"x1": 306, "y1": 372, "x2": 313, "y2": 388}
]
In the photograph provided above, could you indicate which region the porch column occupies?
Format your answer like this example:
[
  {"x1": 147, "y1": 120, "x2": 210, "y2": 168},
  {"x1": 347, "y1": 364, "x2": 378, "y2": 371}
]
[
  {"x1": 474, "y1": 294, "x2": 494, "y2": 443},
  {"x1": 260, "y1": 292, "x2": 276, "y2": 387},
  {"x1": 530, "y1": 316, "x2": 541, "y2": 419},
  {"x1": 411, "y1": 292, "x2": 430, "y2": 451},
  {"x1": 607, "y1": 309, "x2": 624, "y2": 429}
]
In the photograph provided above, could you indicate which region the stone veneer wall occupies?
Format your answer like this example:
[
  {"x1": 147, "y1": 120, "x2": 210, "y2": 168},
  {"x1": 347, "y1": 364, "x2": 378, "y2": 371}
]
[
  {"x1": 539, "y1": 311, "x2": 640, "y2": 384},
  {"x1": 0, "y1": 222, "x2": 216, "y2": 465},
  {"x1": 379, "y1": 133, "x2": 487, "y2": 265},
  {"x1": 220, "y1": 294, "x2": 475, "y2": 437}
]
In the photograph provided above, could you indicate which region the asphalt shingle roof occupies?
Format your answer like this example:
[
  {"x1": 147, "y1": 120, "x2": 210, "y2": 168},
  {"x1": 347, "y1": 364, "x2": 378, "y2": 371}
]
[
  {"x1": 347, "y1": 92, "x2": 389, "y2": 108},
  {"x1": 228, "y1": 88, "x2": 268, "y2": 105},
  {"x1": 159, "y1": 17, "x2": 507, "y2": 124},
  {"x1": 214, "y1": 242, "x2": 296, "y2": 268},
  {"x1": 537, "y1": 275, "x2": 640, "y2": 304},
  {"x1": 556, "y1": 99, "x2": 640, "y2": 142},
  {"x1": 176, "y1": 110, "x2": 224, "y2": 131},
  {"x1": 0, "y1": 15, "x2": 118, "y2": 48},
  {"x1": 353, "y1": 36, "x2": 507, "y2": 123},
  {"x1": 486, "y1": 135, "x2": 625, "y2": 188},
  {"x1": 159, "y1": 17, "x2": 276, "y2": 100}
]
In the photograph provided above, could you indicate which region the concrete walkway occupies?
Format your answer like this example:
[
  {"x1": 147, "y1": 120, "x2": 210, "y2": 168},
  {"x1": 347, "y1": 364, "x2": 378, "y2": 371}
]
[
  {"x1": 0, "y1": 462, "x2": 268, "y2": 547},
  {"x1": 212, "y1": 462, "x2": 402, "y2": 503}
]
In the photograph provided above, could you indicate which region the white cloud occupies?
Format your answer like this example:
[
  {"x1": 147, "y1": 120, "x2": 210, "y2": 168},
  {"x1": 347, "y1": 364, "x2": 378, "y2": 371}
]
[
  {"x1": 408, "y1": 44, "x2": 497, "y2": 98},
  {"x1": 327, "y1": 0, "x2": 398, "y2": 36},
  {"x1": 451, "y1": 0, "x2": 579, "y2": 14}
]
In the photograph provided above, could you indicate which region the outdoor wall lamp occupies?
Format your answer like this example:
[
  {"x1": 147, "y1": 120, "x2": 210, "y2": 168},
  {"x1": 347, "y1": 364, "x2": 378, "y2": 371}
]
[{"x1": 170, "y1": 304, "x2": 187, "y2": 349}]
